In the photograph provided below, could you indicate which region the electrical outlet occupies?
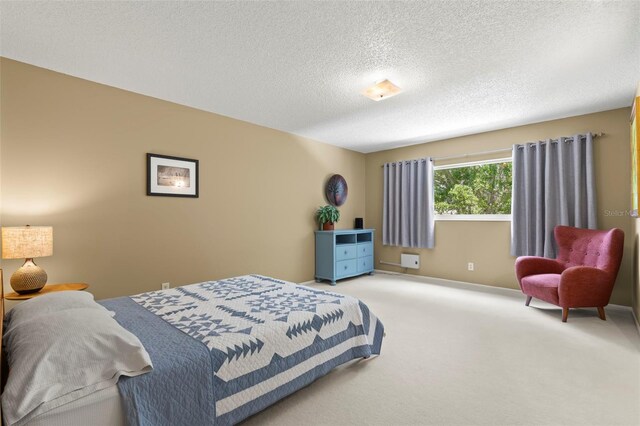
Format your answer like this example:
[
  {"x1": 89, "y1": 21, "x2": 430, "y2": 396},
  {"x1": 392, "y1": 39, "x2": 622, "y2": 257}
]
[
  {"x1": 467, "y1": 262, "x2": 474, "y2": 271},
  {"x1": 161, "y1": 282, "x2": 170, "y2": 290}
]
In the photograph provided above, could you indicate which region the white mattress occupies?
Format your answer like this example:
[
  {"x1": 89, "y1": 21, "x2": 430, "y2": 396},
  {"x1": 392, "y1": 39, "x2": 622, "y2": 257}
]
[{"x1": 23, "y1": 385, "x2": 125, "y2": 426}]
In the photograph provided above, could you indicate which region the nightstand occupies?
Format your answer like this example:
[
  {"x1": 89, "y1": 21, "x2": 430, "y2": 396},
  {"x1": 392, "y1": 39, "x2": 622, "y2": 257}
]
[{"x1": 5, "y1": 283, "x2": 89, "y2": 300}]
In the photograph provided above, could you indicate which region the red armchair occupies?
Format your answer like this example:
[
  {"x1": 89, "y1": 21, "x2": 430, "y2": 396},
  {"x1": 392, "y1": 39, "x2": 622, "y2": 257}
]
[{"x1": 515, "y1": 226, "x2": 624, "y2": 322}]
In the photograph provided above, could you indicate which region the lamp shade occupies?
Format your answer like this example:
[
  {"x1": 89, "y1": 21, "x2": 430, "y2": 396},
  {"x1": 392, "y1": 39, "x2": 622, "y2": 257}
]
[{"x1": 1, "y1": 226, "x2": 53, "y2": 259}]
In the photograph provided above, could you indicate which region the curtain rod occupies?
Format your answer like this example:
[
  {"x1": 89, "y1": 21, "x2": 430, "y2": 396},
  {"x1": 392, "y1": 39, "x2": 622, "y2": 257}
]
[{"x1": 381, "y1": 132, "x2": 603, "y2": 166}]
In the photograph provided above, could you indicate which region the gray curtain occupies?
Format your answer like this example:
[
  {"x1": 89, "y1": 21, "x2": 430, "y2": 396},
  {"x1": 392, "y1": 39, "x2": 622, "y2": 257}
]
[
  {"x1": 511, "y1": 133, "x2": 597, "y2": 258},
  {"x1": 383, "y1": 158, "x2": 435, "y2": 248}
]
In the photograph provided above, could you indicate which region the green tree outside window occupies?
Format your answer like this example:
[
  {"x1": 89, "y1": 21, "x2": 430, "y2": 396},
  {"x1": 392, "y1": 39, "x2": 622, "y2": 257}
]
[{"x1": 434, "y1": 162, "x2": 512, "y2": 215}]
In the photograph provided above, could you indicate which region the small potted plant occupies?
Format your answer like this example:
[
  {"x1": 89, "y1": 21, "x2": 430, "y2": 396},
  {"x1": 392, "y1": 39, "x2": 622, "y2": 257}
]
[{"x1": 316, "y1": 205, "x2": 340, "y2": 230}]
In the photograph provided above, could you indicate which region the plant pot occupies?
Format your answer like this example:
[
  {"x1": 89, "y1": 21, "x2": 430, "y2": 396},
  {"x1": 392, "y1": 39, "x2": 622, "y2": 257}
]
[{"x1": 322, "y1": 222, "x2": 335, "y2": 231}]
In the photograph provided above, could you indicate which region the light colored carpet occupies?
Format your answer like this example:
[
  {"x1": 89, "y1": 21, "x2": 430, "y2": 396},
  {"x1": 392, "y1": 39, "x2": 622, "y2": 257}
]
[{"x1": 242, "y1": 272, "x2": 640, "y2": 426}]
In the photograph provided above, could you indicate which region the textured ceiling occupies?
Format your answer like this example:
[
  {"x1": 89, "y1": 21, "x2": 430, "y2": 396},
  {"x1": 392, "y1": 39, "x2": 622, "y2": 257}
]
[{"x1": 1, "y1": 1, "x2": 639, "y2": 153}]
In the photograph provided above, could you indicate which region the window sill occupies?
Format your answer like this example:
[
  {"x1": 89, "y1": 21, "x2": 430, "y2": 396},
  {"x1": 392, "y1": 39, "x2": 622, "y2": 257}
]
[{"x1": 435, "y1": 214, "x2": 511, "y2": 222}]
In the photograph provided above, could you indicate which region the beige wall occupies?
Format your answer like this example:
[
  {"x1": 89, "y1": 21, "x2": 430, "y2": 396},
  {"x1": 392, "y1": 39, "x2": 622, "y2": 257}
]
[
  {"x1": 366, "y1": 108, "x2": 634, "y2": 306},
  {"x1": 1, "y1": 58, "x2": 635, "y2": 308},
  {"x1": 0, "y1": 58, "x2": 365, "y2": 300}
]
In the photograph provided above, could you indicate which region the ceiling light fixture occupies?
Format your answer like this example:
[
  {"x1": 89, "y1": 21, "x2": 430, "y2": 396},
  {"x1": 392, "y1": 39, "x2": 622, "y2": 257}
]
[{"x1": 361, "y1": 79, "x2": 402, "y2": 101}]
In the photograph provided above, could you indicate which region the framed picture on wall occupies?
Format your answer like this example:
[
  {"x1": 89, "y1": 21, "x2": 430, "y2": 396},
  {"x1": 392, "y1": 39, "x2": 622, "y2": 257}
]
[{"x1": 147, "y1": 153, "x2": 199, "y2": 198}]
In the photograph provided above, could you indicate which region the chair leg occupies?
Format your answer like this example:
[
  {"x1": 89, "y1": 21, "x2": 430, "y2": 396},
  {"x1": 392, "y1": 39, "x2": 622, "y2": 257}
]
[
  {"x1": 562, "y1": 307, "x2": 569, "y2": 323},
  {"x1": 525, "y1": 296, "x2": 532, "y2": 306},
  {"x1": 597, "y1": 307, "x2": 606, "y2": 321}
]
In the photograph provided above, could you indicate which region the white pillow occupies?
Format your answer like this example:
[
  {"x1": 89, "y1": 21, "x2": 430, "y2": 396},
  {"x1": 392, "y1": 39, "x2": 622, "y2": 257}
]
[
  {"x1": 5, "y1": 291, "x2": 113, "y2": 333},
  {"x1": 2, "y1": 308, "x2": 152, "y2": 426}
]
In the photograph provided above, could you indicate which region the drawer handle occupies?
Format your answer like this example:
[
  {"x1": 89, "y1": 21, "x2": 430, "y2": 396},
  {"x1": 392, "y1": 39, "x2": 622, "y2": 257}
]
[
  {"x1": 344, "y1": 265, "x2": 348, "y2": 270},
  {"x1": 344, "y1": 250, "x2": 348, "y2": 255}
]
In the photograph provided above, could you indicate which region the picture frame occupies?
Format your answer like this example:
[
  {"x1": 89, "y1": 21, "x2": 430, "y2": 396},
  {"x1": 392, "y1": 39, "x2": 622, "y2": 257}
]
[{"x1": 147, "y1": 153, "x2": 199, "y2": 198}]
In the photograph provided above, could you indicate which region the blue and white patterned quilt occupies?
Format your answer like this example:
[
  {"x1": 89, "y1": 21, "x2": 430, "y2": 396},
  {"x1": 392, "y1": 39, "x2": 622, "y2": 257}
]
[{"x1": 103, "y1": 275, "x2": 384, "y2": 425}]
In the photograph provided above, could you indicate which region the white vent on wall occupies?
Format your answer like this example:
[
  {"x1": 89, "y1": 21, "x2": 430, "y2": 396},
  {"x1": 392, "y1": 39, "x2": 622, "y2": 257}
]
[{"x1": 401, "y1": 254, "x2": 420, "y2": 269}]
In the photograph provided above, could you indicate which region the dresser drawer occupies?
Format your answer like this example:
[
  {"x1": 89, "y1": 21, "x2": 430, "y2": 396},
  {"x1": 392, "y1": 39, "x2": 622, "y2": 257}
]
[
  {"x1": 336, "y1": 259, "x2": 357, "y2": 277},
  {"x1": 357, "y1": 256, "x2": 373, "y2": 273},
  {"x1": 357, "y1": 243, "x2": 373, "y2": 258},
  {"x1": 335, "y1": 245, "x2": 357, "y2": 261}
]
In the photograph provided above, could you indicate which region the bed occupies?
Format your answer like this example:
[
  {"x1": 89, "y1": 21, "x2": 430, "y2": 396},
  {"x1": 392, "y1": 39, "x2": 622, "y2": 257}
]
[{"x1": 1, "y1": 274, "x2": 384, "y2": 426}]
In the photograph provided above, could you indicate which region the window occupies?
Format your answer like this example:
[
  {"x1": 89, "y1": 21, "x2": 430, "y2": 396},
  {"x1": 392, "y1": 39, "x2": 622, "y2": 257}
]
[{"x1": 434, "y1": 158, "x2": 512, "y2": 221}]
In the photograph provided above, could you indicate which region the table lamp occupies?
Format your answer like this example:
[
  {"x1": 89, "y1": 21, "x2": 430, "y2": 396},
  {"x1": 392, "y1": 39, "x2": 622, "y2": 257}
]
[{"x1": 1, "y1": 225, "x2": 53, "y2": 294}]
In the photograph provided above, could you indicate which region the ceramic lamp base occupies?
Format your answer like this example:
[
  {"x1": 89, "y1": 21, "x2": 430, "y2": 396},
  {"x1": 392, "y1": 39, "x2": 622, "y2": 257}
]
[{"x1": 10, "y1": 259, "x2": 47, "y2": 294}]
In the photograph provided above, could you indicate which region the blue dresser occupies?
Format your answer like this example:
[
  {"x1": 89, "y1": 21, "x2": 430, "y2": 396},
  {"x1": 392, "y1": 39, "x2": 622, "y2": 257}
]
[{"x1": 315, "y1": 229, "x2": 375, "y2": 285}]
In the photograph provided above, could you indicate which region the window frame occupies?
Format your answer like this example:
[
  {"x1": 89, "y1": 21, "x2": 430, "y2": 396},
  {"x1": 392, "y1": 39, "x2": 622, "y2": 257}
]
[{"x1": 433, "y1": 157, "x2": 512, "y2": 222}]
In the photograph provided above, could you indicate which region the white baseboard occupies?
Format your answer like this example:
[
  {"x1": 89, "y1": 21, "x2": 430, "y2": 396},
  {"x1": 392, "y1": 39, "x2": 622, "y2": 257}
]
[{"x1": 373, "y1": 268, "x2": 524, "y2": 295}]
